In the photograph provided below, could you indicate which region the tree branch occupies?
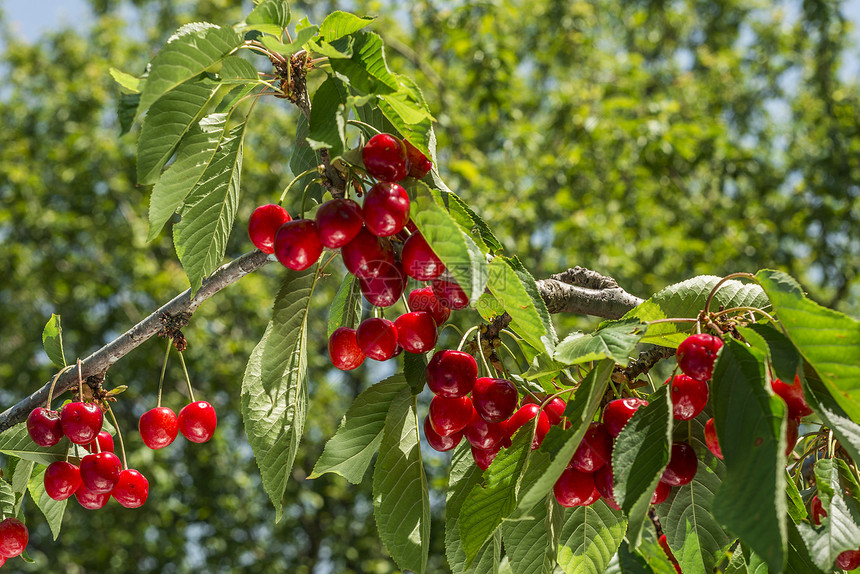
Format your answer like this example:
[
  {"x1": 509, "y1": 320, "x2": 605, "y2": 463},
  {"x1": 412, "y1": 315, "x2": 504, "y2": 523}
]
[{"x1": 536, "y1": 267, "x2": 644, "y2": 319}]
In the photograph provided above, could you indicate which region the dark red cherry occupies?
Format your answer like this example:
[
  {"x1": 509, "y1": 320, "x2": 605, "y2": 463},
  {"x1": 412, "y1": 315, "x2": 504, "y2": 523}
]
[
  {"x1": 428, "y1": 395, "x2": 473, "y2": 437},
  {"x1": 772, "y1": 375, "x2": 814, "y2": 419},
  {"x1": 75, "y1": 485, "x2": 111, "y2": 510},
  {"x1": 432, "y1": 278, "x2": 469, "y2": 310},
  {"x1": 581, "y1": 486, "x2": 602, "y2": 507},
  {"x1": 810, "y1": 495, "x2": 827, "y2": 526},
  {"x1": 358, "y1": 261, "x2": 406, "y2": 308},
  {"x1": 112, "y1": 469, "x2": 149, "y2": 509},
  {"x1": 786, "y1": 416, "x2": 799, "y2": 457},
  {"x1": 394, "y1": 311, "x2": 438, "y2": 354},
  {"x1": 315, "y1": 198, "x2": 364, "y2": 248},
  {"x1": 661, "y1": 442, "x2": 698, "y2": 487},
  {"x1": 472, "y1": 377, "x2": 518, "y2": 423},
  {"x1": 507, "y1": 404, "x2": 551, "y2": 449},
  {"x1": 85, "y1": 430, "x2": 115, "y2": 453},
  {"x1": 593, "y1": 463, "x2": 616, "y2": 502},
  {"x1": 79, "y1": 451, "x2": 121, "y2": 494},
  {"x1": 328, "y1": 327, "x2": 366, "y2": 371},
  {"x1": 44, "y1": 461, "x2": 82, "y2": 501},
  {"x1": 356, "y1": 318, "x2": 399, "y2": 361},
  {"x1": 363, "y1": 182, "x2": 410, "y2": 237},
  {"x1": 404, "y1": 140, "x2": 433, "y2": 179},
  {"x1": 27, "y1": 407, "x2": 63, "y2": 447},
  {"x1": 464, "y1": 410, "x2": 507, "y2": 450},
  {"x1": 248, "y1": 204, "x2": 291, "y2": 254},
  {"x1": 659, "y1": 534, "x2": 683, "y2": 574},
  {"x1": 407, "y1": 287, "x2": 450, "y2": 325},
  {"x1": 60, "y1": 402, "x2": 103, "y2": 445},
  {"x1": 677, "y1": 333, "x2": 723, "y2": 381},
  {"x1": 274, "y1": 219, "x2": 323, "y2": 272},
  {"x1": 652, "y1": 480, "x2": 671, "y2": 505},
  {"x1": 570, "y1": 423, "x2": 612, "y2": 472},
  {"x1": 543, "y1": 398, "x2": 567, "y2": 426},
  {"x1": 424, "y1": 416, "x2": 463, "y2": 452},
  {"x1": 472, "y1": 443, "x2": 502, "y2": 471},
  {"x1": 362, "y1": 133, "x2": 407, "y2": 182},
  {"x1": 0, "y1": 518, "x2": 28, "y2": 558},
  {"x1": 425, "y1": 350, "x2": 478, "y2": 398},
  {"x1": 836, "y1": 549, "x2": 860, "y2": 571},
  {"x1": 139, "y1": 407, "x2": 179, "y2": 450},
  {"x1": 603, "y1": 398, "x2": 649, "y2": 438},
  {"x1": 401, "y1": 232, "x2": 445, "y2": 280},
  {"x1": 341, "y1": 228, "x2": 395, "y2": 278},
  {"x1": 178, "y1": 401, "x2": 218, "y2": 443},
  {"x1": 668, "y1": 374, "x2": 709, "y2": 421},
  {"x1": 704, "y1": 418, "x2": 723, "y2": 460},
  {"x1": 553, "y1": 468, "x2": 596, "y2": 507}
]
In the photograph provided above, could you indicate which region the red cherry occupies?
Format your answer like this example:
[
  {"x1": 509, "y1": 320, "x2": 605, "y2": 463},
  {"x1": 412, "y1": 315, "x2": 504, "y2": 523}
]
[
  {"x1": 404, "y1": 140, "x2": 433, "y2": 179},
  {"x1": 44, "y1": 461, "x2": 82, "y2": 501},
  {"x1": 394, "y1": 311, "x2": 438, "y2": 354},
  {"x1": 581, "y1": 486, "x2": 602, "y2": 507},
  {"x1": 428, "y1": 395, "x2": 473, "y2": 437},
  {"x1": 507, "y1": 404, "x2": 551, "y2": 449},
  {"x1": 810, "y1": 495, "x2": 827, "y2": 526},
  {"x1": 139, "y1": 407, "x2": 180, "y2": 450},
  {"x1": 786, "y1": 416, "x2": 799, "y2": 457},
  {"x1": 401, "y1": 232, "x2": 445, "y2": 280},
  {"x1": 677, "y1": 333, "x2": 723, "y2": 381},
  {"x1": 772, "y1": 375, "x2": 814, "y2": 419},
  {"x1": 651, "y1": 481, "x2": 671, "y2": 505},
  {"x1": 75, "y1": 485, "x2": 111, "y2": 510},
  {"x1": 593, "y1": 463, "x2": 617, "y2": 504},
  {"x1": 273, "y1": 219, "x2": 324, "y2": 271},
  {"x1": 603, "y1": 398, "x2": 649, "y2": 438},
  {"x1": 358, "y1": 262, "x2": 406, "y2": 308},
  {"x1": 472, "y1": 443, "x2": 502, "y2": 471},
  {"x1": 341, "y1": 228, "x2": 395, "y2": 278},
  {"x1": 553, "y1": 468, "x2": 596, "y2": 507},
  {"x1": 423, "y1": 416, "x2": 463, "y2": 452},
  {"x1": 432, "y1": 278, "x2": 469, "y2": 310},
  {"x1": 425, "y1": 350, "x2": 478, "y2": 398},
  {"x1": 85, "y1": 430, "x2": 115, "y2": 453},
  {"x1": 80, "y1": 451, "x2": 122, "y2": 494},
  {"x1": 836, "y1": 549, "x2": 860, "y2": 571},
  {"x1": 570, "y1": 422, "x2": 612, "y2": 473},
  {"x1": 248, "y1": 204, "x2": 291, "y2": 254},
  {"x1": 60, "y1": 402, "x2": 104, "y2": 445},
  {"x1": 543, "y1": 398, "x2": 567, "y2": 426},
  {"x1": 363, "y1": 182, "x2": 410, "y2": 237},
  {"x1": 668, "y1": 374, "x2": 709, "y2": 421},
  {"x1": 472, "y1": 377, "x2": 518, "y2": 423},
  {"x1": 179, "y1": 401, "x2": 218, "y2": 443},
  {"x1": 112, "y1": 469, "x2": 150, "y2": 509},
  {"x1": 0, "y1": 518, "x2": 28, "y2": 558},
  {"x1": 315, "y1": 198, "x2": 363, "y2": 248},
  {"x1": 704, "y1": 418, "x2": 723, "y2": 460},
  {"x1": 661, "y1": 442, "x2": 698, "y2": 487},
  {"x1": 407, "y1": 287, "x2": 450, "y2": 325},
  {"x1": 659, "y1": 534, "x2": 683, "y2": 574},
  {"x1": 328, "y1": 327, "x2": 366, "y2": 371},
  {"x1": 464, "y1": 409, "x2": 507, "y2": 450},
  {"x1": 356, "y1": 318, "x2": 399, "y2": 361},
  {"x1": 362, "y1": 133, "x2": 407, "y2": 182},
  {"x1": 26, "y1": 407, "x2": 63, "y2": 447}
]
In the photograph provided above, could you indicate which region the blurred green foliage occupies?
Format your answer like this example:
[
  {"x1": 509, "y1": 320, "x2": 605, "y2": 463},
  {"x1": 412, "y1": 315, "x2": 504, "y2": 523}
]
[{"x1": 0, "y1": 0, "x2": 857, "y2": 572}]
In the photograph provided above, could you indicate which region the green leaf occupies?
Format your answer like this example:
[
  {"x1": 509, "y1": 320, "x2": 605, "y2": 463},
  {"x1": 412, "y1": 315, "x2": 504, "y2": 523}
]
[
  {"x1": 372, "y1": 389, "x2": 430, "y2": 574},
  {"x1": 329, "y1": 31, "x2": 399, "y2": 94},
  {"x1": 487, "y1": 255, "x2": 557, "y2": 356},
  {"x1": 377, "y1": 90, "x2": 433, "y2": 125},
  {"x1": 446, "y1": 442, "x2": 491, "y2": 574},
  {"x1": 638, "y1": 527, "x2": 683, "y2": 574},
  {"x1": 554, "y1": 318, "x2": 647, "y2": 367},
  {"x1": 310, "y1": 374, "x2": 408, "y2": 483},
  {"x1": 109, "y1": 67, "x2": 143, "y2": 93},
  {"x1": 118, "y1": 92, "x2": 141, "y2": 135},
  {"x1": 408, "y1": 181, "x2": 489, "y2": 304},
  {"x1": 607, "y1": 540, "x2": 657, "y2": 574},
  {"x1": 502, "y1": 494, "x2": 562, "y2": 574},
  {"x1": 245, "y1": 0, "x2": 290, "y2": 29},
  {"x1": 803, "y1": 365, "x2": 860, "y2": 464},
  {"x1": 307, "y1": 76, "x2": 348, "y2": 157},
  {"x1": 711, "y1": 339, "x2": 787, "y2": 572},
  {"x1": 28, "y1": 466, "x2": 66, "y2": 540},
  {"x1": 137, "y1": 23, "x2": 242, "y2": 116},
  {"x1": 613, "y1": 384, "x2": 673, "y2": 548},
  {"x1": 241, "y1": 267, "x2": 316, "y2": 521},
  {"x1": 755, "y1": 269, "x2": 860, "y2": 422},
  {"x1": 173, "y1": 121, "x2": 246, "y2": 294},
  {"x1": 742, "y1": 323, "x2": 801, "y2": 385},
  {"x1": 378, "y1": 77, "x2": 433, "y2": 158},
  {"x1": 307, "y1": 38, "x2": 355, "y2": 59},
  {"x1": 624, "y1": 276, "x2": 770, "y2": 347},
  {"x1": 320, "y1": 11, "x2": 374, "y2": 41},
  {"x1": 0, "y1": 423, "x2": 70, "y2": 465},
  {"x1": 289, "y1": 116, "x2": 323, "y2": 202},
  {"x1": 785, "y1": 470, "x2": 807, "y2": 524},
  {"x1": 11, "y1": 459, "x2": 35, "y2": 498},
  {"x1": 327, "y1": 273, "x2": 362, "y2": 337},
  {"x1": 219, "y1": 56, "x2": 260, "y2": 83},
  {"x1": 404, "y1": 352, "x2": 428, "y2": 395},
  {"x1": 42, "y1": 313, "x2": 67, "y2": 369},
  {"x1": 785, "y1": 520, "x2": 829, "y2": 574},
  {"x1": 0, "y1": 477, "x2": 14, "y2": 517},
  {"x1": 556, "y1": 500, "x2": 627, "y2": 574},
  {"x1": 260, "y1": 26, "x2": 319, "y2": 55},
  {"x1": 137, "y1": 79, "x2": 223, "y2": 185},
  {"x1": 438, "y1": 187, "x2": 504, "y2": 254}
]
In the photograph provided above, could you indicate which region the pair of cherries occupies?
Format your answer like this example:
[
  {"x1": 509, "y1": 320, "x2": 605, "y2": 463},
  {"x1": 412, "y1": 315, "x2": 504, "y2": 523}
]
[{"x1": 139, "y1": 400, "x2": 218, "y2": 449}]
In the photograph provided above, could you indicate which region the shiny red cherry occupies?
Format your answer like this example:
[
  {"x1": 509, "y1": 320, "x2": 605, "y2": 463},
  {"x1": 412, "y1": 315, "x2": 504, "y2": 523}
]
[
  {"x1": 570, "y1": 423, "x2": 612, "y2": 472},
  {"x1": 652, "y1": 480, "x2": 671, "y2": 505},
  {"x1": 362, "y1": 133, "x2": 407, "y2": 182},
  {"x1": 425, "y1": 350, "x2": 478, "y2": 398},
  {"x1": 704, "y1": 418, "x2": 723, "y2": 460},
  {"x1": 112, "y1": 469, "x2": 149, "y2": 509},
  {"x1": 432, "y1": 278, "x2": 469, "y2": 310},
  {"x1": 401, "y1": 232, "x2": 445, "y2": 280},
  {"x1": 593, "y1": 463, "x2": 616, "y2": 503},
  {"x1": 472, "y1": 443, "x2": 502, "y2": 471},
  {"x1": 44, "y1": 461, "x2": 82, "y2": 501},
  {"x1": 315, "y1": 198, "x2": 363, "y2": 248},
  {"x1": 603, "y1": 398, "x2": 649, "y2": 438},
  {"x1": 424, "y1": 416, "x2": 463, "y2": 452},
  {"x1": 394, "y1": 311, "x2": 438, "y2": 354},
  {"x1": 139, "y1": 407, "x2": 179, "y2": 450},
  {"x1": 75, "y1": 485, "x2": 111, "y2": 510},
  {"x1": 772, "y1": 375, "x2": 814, "y2": 419},
  {"x1": 341, "y1": 228, "x2": 395, "y2": 278},
  {"x1": 85, "y1": 430, "x2": 115, "y2": 453},
  {"x1": 668, "y1": 374, "x2": 709, "y2": 421},
  {"x1": 328, "y1": 327, "x2": 366, "y2": 371},
  {"x1": 661, "y1": 442, "x2": 698, "y2": 487},
  {"x1": 273, "y1": 219, "x2": 323, "y2": 271},
  {"x1": 472, "y1": 377, "x2": 518, "y2": 423},
  {"x1": 543, "y1": 398, "x2": 567, "y2": 426},
  {"x1": 810, "y1": 494, "x2": 827, "y2": 526},
  {"x1": 363, "y1": 182, "x2": 410, "y2": 237},
  {"x1": 248, "y1": 204, "x2": 291, "y2": 254},
  {"x1": 507, "y1": 404, "x2": 550, "y2": 449},
  {"x1": 836, "y1": 549, "x2": 860, "y2": 571},
  {"x1": 356, "y1": 318, "x2": 399, "y2": 361},
  {"x1": 358, "y1": 262, "x2": 406, "y2": 308},
  {"x1": 60, "y1": 402, "x2": 104, "y2": 445},
  {"x1": 404, "y1": 140, "x2": 433, "y2": 179},
  {"x1": 27, "y1": 407, "x2": 63, "y2": 447},
  {"x1": 80, "y1": 451, "x2": 121, "y2": 494},
  {"x1": 407, "y1": 287, "x2": 450, "y2": 325},
  {"x1": 178, "y1": 401, "x2": 218, "y2": 443},
  {"x1": 553, "y1": 468, "x2": 595, "y2": 507},
  {"x1": 428, "y1": 395, "x2": 473, "y2": 437},
  {"x1": 581, "y1": 486, "x2": 602, "y2": 507},
  {"x1": 0, "y1": 518, "x2": 28, "y2": 558},
  {"x1": 464, "y1": 410, "x2": 507, "y2": 450},
  {"x1": 677, "y1": 333, "x2": 723, "y2": 381}
]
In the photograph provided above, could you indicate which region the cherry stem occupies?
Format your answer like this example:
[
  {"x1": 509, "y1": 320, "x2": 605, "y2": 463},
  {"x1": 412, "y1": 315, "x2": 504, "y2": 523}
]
[
  {"x1": 278, "y1": 167, "x2": 319, "y2": 205},
  {"x1": 703, "y1": 272, "x2": 758, "y2": 316},
  {"x1": 498, "y1": 340, "x2": 524, "y2": 375},
  {"x1": 476, "y1": 330, "x2": 493, "y2": 376},
  {"x1": 456, "y1": 325, "x2": 480, "y2": 352},
  {"x1": 77, "y1": 358, "x2": 84, "y2": 401},
  {"x1": 105, "y1": 404, "x2": 127, "y2": 470},
  {"x1": 711, "y1": 306, "x2": 777, "y2": 323},
  {"x1": 64, "y1": 442, "x2": 70, "y2": 463},
  {"x1": 178, "y1": 351, "x2": 196, "y2": 403},
  {"x1": 157, "y1": 339, "x2": 171, "y2": 408},
  {"x1": 644, "y1": 318, "x2": 699, "y2": 327},
  {"x1": 347, "y1": 119, "x2": 382, "y2": 137},
  {"x1": 298, "y1": 178, "x2": 323, "y2": 219},
  {"x1": 400, "y1": 293, "x2": 411, "y2": 312},
  {"x1": 46, "y1": 365, "x2": 74, "y2": 410}
]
